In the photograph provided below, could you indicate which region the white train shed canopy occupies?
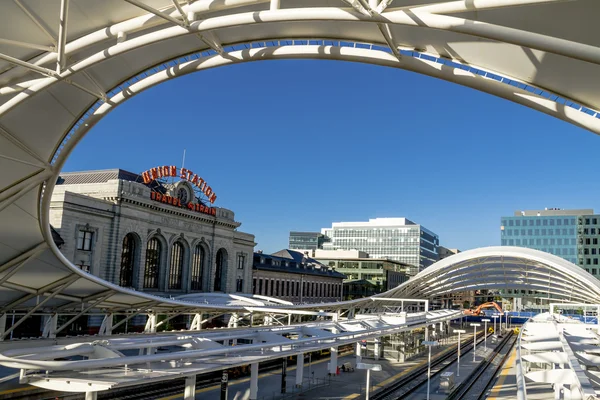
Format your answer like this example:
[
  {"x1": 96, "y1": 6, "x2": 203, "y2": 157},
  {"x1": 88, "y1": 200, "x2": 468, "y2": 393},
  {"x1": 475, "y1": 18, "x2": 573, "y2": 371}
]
[
  {"x1": 382, "y1": 246, "x2": 600, "y2": 304},
  {"x1": 1, "y1": 1, "x2": 600, "y2": 318}
]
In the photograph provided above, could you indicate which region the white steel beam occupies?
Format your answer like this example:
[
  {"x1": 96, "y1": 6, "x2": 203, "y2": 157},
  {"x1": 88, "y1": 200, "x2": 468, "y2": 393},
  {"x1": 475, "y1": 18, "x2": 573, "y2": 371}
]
[
  {"x1": 54, "y1": 292, "x2": 116, "y2": 335},
  {"x1": 0, "y1": 38, "x2": 54, "y2": 52},
  {"x1": 377, "y1": 23, "x2": 402, "y2": 60},
  {"x1": 0, "y1": 52, "x2": 57, "y2": 78},
  {"x1": 110, "y1": 312, "x2": 141, "y2": 332},
  {"x1": 410, "y1": 0, "x2": 572, "y2": 15},
  {"x1": 342, "y1": 0, "x2": 371, "y2": 16},
  {"x1": 375, "y1": 0, "x2": 394, "y2": 13},
  {"x1": 124, "y1": 0, "x2": 187, "y2": 28},
  {"x1": 199, "y1": 31, "x2": 224, "y2": 54},
  {"x1": 56, "y1": 0, "x2": 69, "y2": 73},
  {"x1": 13, "y1": 0, "x2": 58, "y2": 46},
  {"x1": 171, "y1": 0, "x2": 190, "y2": 27},
  {"x1": 5, "y1": 7, "x2": 600, "y2": 123},
  {"x1": 1, "y1": 277, "x2": 78, "y2": 339}
]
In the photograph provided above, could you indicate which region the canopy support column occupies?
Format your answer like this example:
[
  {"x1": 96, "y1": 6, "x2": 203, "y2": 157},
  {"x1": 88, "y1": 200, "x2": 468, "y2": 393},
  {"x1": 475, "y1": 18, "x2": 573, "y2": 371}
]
[{"x1": 184, "y1": 375, "x2": 196, "y2": 400}]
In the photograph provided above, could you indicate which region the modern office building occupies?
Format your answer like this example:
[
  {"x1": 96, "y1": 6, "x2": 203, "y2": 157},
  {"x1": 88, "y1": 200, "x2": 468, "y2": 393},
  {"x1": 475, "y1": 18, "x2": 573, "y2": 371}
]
[
  {"x1": 500, "y1": 208, "x2": 589, "y2": 266},
  {"x1": 311, "y1": 249, "x2": 410, "y2": 289},
  {"x1": 252, "y1": 250, "x2": 345, "y2": 303},
  {"x1": 575, "y1": 214, "x2": 600, "y2": 275},
  {"x1": 320, "y1": 218, "x2": 439, "y2": 275},
  {"x1": 288, "y1": 231, "x2": 328, "y2": 251}
]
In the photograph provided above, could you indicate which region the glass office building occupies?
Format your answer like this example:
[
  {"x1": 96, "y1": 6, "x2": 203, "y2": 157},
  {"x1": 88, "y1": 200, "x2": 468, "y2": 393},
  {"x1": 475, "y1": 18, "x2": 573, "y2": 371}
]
[
  {"x1": 320, "y1": 218, "x2": 439, "y2": 275},
  {"x1": 500, "y1": 209, "x2": 592, "y2": 266},
  {"x1": 288, "y1": 232, "x2": 328, "y2": 251}
]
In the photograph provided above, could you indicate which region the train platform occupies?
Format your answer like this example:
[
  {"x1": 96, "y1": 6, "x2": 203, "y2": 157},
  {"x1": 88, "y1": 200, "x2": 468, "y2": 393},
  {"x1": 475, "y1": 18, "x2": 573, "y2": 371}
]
[
  {"x1": 403, "y1": 335, "x2": 501, "y2": 400},
  {"x1": 159, "y1": 333, "x2": 480, "y2": 400},
  {"x1": 487, "y1": 347, "x2": 553, "y2": 400}
]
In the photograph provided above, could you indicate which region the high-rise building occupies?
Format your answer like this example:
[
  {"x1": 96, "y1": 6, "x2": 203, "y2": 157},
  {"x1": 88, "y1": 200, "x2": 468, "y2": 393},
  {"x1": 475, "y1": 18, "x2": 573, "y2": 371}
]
[
  {"x1": 319, "y1": 218, "x2": 439, "y2": 275},
  {"x1": 288, "y1": 231, "x2": 328, "y2": 251},
  {"x1": 500, "y1": 208, "x2": 588, "y2": 265}
]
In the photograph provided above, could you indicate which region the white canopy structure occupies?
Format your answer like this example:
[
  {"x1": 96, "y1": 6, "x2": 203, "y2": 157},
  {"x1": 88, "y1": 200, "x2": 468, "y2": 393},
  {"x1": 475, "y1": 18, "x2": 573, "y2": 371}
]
[
  {"x1": 0, "y1": 1, "x2": 600, "y2": 327},
  {"x1": 382, "y1": 246, "x2": 600, "y2": 304}
]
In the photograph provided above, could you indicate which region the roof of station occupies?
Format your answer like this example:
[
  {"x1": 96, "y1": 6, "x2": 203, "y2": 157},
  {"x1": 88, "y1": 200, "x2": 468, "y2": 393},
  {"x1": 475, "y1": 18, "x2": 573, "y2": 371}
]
[
  {"x1": 1, "y1": 1, "x2": 600, "y2": 319},
  {"x1": 381, "y1": 246, "x2": 600, "y2": 304}
]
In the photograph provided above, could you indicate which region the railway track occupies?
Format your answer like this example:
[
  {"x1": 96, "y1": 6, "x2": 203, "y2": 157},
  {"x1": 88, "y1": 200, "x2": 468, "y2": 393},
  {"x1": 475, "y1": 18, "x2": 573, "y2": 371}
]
[
  {"x1": 371, "y1": 329, "x2": 492, "y2": 400},
  {"x1": 446, "y1": 332, "x2": 516, "y2": 400}
]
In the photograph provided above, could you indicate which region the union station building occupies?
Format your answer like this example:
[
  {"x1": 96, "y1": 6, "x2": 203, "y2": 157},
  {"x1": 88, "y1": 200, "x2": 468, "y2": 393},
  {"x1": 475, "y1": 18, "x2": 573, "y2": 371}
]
[{"x1": 49, "y1": 167, "x2": 256, "y2": 299}]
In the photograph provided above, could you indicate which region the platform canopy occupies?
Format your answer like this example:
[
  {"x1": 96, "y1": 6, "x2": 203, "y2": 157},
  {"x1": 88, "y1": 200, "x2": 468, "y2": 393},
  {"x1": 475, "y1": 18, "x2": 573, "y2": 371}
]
[
  {"x1": 383, "y1": 246, "x2": 600, "y2": 304},
  {"x1": 1, "y1": 1, "x2": 600, "y2": 320}
]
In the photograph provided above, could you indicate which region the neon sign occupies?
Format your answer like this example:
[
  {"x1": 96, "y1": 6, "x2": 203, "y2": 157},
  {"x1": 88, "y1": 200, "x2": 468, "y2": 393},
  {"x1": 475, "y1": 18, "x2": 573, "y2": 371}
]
[{"x1": 141, "y1": 165, "x2": 217, "y2": 204}]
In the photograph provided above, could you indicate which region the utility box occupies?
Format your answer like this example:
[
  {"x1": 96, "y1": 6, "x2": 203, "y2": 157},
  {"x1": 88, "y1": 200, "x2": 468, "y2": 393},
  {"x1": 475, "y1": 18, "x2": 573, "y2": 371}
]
[{"x1": 439, "y1": 372, "x2": 455, "y2": 393}]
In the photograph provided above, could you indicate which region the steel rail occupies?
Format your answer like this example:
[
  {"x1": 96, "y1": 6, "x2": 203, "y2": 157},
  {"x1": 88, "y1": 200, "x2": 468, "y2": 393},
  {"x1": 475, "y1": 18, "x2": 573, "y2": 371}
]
[
  {"x1": 446, "y1": 331, "x2": 516, "y2": 400},
  {"x1": 371, "y1": 329, "x2": 489, "y2": 400}
]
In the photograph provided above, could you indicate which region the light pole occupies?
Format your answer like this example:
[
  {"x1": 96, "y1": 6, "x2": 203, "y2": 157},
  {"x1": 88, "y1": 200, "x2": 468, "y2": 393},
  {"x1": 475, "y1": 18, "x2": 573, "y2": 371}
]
[
  {"x1": 481, "y1": 319, "x2": 490, "y2": 351},
  {"x1": 492, "y1": 315, "x2": 499, "y2": 336},
  {"x1": 453, "y1": 329, "x2": 465, "y2": 377},
  {"x1": 470, "y1": 323, "x2": 480, "y2": 362},
  {"x1": 422, "y1": 340, "x2": 438, "y2": 400},
  {"x1": 356, "y1": 362, "x2": 381, "y2": 400}
]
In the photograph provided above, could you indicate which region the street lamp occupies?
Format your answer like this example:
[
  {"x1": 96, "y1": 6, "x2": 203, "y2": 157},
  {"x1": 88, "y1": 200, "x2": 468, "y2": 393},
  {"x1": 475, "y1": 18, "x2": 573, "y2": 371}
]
[
  {"x1": 356, "y1": 362, "x2": 381, "y2": 400},
  {"x1": 492, "y1": 315, "x2": 499, "y2": 336},
  {"x1": 422, "y1": 340, "x2": 439, "y2": 400},
  {"x1": 453, "y1": 329, "x2": 466, "y2": 377},
  {"x1": 470, "y1": 323, "x2": 480, "y2": 362},
  {"x1": 481, "y1": 319, "x2": 490, "y2": 351}
]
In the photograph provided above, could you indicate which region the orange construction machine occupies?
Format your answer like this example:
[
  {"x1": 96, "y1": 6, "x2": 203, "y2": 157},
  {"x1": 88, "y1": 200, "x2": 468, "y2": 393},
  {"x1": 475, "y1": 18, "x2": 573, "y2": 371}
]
[{"x1": 463, "y1": 302, "x2": 503, "y2": 316}]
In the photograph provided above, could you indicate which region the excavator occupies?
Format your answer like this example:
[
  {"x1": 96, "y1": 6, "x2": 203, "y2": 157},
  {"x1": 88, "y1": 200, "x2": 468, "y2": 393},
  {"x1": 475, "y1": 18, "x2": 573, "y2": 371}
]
[{"x1": 463, "y1": 301, "x2": 503, "y2": 317}]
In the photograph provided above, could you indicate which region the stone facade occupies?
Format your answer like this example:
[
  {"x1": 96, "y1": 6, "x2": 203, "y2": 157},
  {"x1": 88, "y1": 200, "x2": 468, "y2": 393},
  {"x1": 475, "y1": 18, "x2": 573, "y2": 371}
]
[{"x1": 50, "y1": 170, "x2": 255, "y2": 298}]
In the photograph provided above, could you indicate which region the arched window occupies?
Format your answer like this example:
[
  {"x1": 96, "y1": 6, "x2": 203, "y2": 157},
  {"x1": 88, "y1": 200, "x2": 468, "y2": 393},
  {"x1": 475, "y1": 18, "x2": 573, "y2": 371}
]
[
  {"x1": 191, "y1": 245, "x2": 205, "y2": 291},
  {"x1": 144, "y1": 238, "x2": 161, "y2": 289},
  {"x1": 214, "y1": 249, "x2": 227, "y2": 291},
  {"x1": 119, "y1": 233, "x2": 136, "y2": 287},
  {"x1": 169, "y1": 241, "x2": 184, "y2": 290}
]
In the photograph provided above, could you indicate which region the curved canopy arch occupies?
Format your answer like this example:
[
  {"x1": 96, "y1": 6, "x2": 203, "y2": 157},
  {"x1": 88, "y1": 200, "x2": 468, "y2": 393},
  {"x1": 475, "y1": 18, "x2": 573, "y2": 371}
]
[
  {"x1": 382, "y1": 246, "x2": 600, "y2": 304},
  {"x1": 0, "y1": 1, "x2": 599, "y2": 314}
]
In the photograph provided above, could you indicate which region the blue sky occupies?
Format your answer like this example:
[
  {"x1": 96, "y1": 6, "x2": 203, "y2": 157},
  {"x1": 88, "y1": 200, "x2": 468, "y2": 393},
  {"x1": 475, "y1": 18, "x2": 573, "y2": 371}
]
[{"x1": 62, "y1": 59, "x2": 600, "y2": 253}]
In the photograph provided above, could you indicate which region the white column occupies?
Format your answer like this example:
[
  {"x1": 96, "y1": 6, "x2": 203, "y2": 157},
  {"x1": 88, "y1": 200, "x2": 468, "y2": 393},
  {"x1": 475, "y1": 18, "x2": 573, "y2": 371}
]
[
  {"x1": 356, "y1": 341, "x2": 362, "y2": 364},
  {"x1": 184, "y1": 375, "x2": 196, "y2": 400},
  {"x1": 554, "y1": 383, "x2": 562, "y2": 400},
  {"x1": 144, "y1": 314, "x2": 157, "y2": 333},
  {"x1": 143, "y1": 314, "x2": 157, "y2": 355},
  {"x1": 296, "y1": 354, "x2": 304, "y2": 387},
  {"x1": 99, "y1": 313, "x2": 113, "y2": 336},
  {"x1": 42, "y1": 314, "x2": 58, "y2": 338},
  {"x1": 85, "y1": 392, "x2": 97, "y2": 400},
  {"x1": 250, "y1": 362, "x2": 259, "y2": 399},
  {"x1": 329, "y1": 346, "x2": 338, "y2": 375},
  {"x1": 374, "y1": 338, "x2": 380, "y2": 361}
]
